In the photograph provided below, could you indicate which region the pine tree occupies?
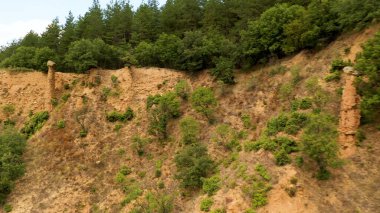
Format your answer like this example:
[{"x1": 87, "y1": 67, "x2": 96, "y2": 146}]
[
  {"x1": 41, "y1": 18, "x2": 61, "y2": 51},
  {"x1": 59, "y1": 11, "x2": 77, "y2": 55},
  {"x1": 104, "y1": 0, "x2": 133, "y2": 45},
  {"x1": 76, "y1": 0, "x2": 105, "y2": 39},
  {"x1": 131, "y1": 1, "x2": 161, "y2": 44}
]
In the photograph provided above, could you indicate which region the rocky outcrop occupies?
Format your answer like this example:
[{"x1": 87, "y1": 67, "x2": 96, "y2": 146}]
[
  {"x1": 339, "y1": 66, "x2": 360, "y2": 150},
  {"x1": 47, "y1": 60, "x2": 56, "y2": 109}
]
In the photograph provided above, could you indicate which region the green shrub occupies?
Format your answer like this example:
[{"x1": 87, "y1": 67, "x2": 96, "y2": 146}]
[
  {"x1": 2, "y1": 105, "x2": 15, "y2": 118},
  {"x1": 266, "y1": 113, "x2": 288, "y2": 136},
  {"x1": 51, "y1": 98, "x2": 59, "y2": 107},
  {"x1": 3, "y1": 204, "x2": 12, "y2": 212},
  {"x1": 201, "y1": 175, "x2": 221, "y2": 196},
  {"x1": 0, "y1": 128, "x2": 26, "y2": 204},
  {"x1": 180, "y1": 117, "x2": 200, "y2": 145},
  {"x1": 241, "y1": 113, "x2": 252, "y2": 129},
  {"x1": 21, "y1": 111, "x2": 49, "y2": 138},
  {"x1": 212, "y1": 124, "x2": 240, "y2": 151},
  {"x1": 131, "y1": 135, "x2": 149, "y2": 156},
  {"x1": 57, "y1": 120, "x2": 65, "y2": 129},
  {"x1": 269, "y1": 65, "x2": 288, "y2": 76},
  {"x1": 244, "y1": 181, "x2": 271, "y2": 209},
  {"x1": 121, "y1": 184, "x2": 143, "y2": 206},
  {"x1": 298, "y1": 98, "x2": 312, "y2": 110},
  {"x1": 255, "y1": 164, "x2": 271, "y2": 181},
  {"x1": 191, "y1": 87, "x2": 217, "y2": 119},
  {"x1": 200, "y1": 197, "x2": 214, "y2": 212},
  {"x1": 148, "y1": 92, "x2": 181, "y2": 140},
  {"x1": 175, "y1": 144, "x2": 215, "y2": 189},
  {"x1": 274, "y1": 148, "x2": 291, "y2": 166},
  {"x1": 279, "y1": 83, "x2": 294, "y2": 101},
  {"x1": 106, "y1": 107, "x2": 134, "y2": 122},
  {"x1": 301, "y1": 113, "x2": 339, "y2": 179},
  {"x1": 325, "y1": 72, "x2": 341, "y2": 82},
  {"x1": 211, "y1": 57, "x2": 235, "y2": 84},
  {"x1": 175, "y1": 80, "x2": 191, "y2": 100},
  {"x1": 355, "y1": 130, "x2": 366, "y2": 146},
  {"x1": 139, "y1": 192, "x2": 174, "y2": 213},
  {"x1": 355, "y1": 32, "x2": 380, "y2": 122},
  {"x1": 79, "y1": 129, "x2": 88, "y2": 138},
  {"x1": 111, "y1": 75, "x2": 118, "y2": 86},
  {"x1": 61, "y1": 93, "x2": 71, "y2": 102}
]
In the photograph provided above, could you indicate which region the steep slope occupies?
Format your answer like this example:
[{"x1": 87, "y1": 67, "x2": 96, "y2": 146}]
[{"x1": 1, "y1": 24, "x2": 380, "y2": 213}]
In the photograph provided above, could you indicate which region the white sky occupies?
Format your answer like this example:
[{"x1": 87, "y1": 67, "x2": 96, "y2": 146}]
[{"x1": 0, "y1": 0, "x2": 166, "y2": 46}]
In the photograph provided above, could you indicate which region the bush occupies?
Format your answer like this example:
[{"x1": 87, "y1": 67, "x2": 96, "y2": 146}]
[
  {"x1": 200, "y1": 197, "x2": 214, "y2": 212},
  {"x1": 201, "y1": 175, "x2": 221, "y2": 196},
  {"x1": 241, "y1": 113, "x2": 252, "y2": 129},
  {"x1": 131, "y1": 135, "x2": 150, "y2": 156},
  {"x1": 0, "y1": 128, "x2": 26, "y2": 204},
  {"x1": 175, "y1": 80, "x2": 191, "y2": 100},
  {"x1": 21, "y1": 111, "x2": 49, "y2": 138},
  {"x1": 211, "y1": 57, "x2": 235, "y2": 84},
  {"x1": 2, "y1": 105, "x2": 15, "y2": 118},
  {"x1": 180, "y1": 117, "x2": 200, "y2": 145},
  {"x1": 244, "y1": 181, "x2": 271, "y2": 209},
  {"x1": 61, "y1": 93, "x2": 71, "y2": 102},
  {"x1": 274, "y1": 148, "x2": 291, "y2": 166},
  {"x1": 301, "y1": 113, "x2": 339, "y2": 179},
  {"x1": 57, "y1": 120, "x2": 65, "y2": 129},
  {"x1": 191, "y1": 87, "x2": 217, "y2": 119},
  {"x1": 106, "y1": 107, "x2": 134, "y2": 122},
  {"x1": 175, "y1": 144, "x2": 215, "y2": 189},
  {"x1": 255, "y1": 164, "x2": 271, "y2": 181},
  {"x1": 212, "y1": 124, "x2": 240, "y2": 151},
  {"x1": 148, "y1": 92, "x2": 181, "y2": 139}
]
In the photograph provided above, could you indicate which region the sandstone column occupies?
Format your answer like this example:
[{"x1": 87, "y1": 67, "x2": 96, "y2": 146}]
[
  {"x1": 47, "y1": 60, "x2": 56, "y2": 109},
  {"x1": 339, "y1": 66, "x2": 360, "y2": 155}
]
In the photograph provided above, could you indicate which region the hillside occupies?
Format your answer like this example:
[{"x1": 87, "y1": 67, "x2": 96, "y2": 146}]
[{"x1": 1, "y1": 25, "x2": 380, "y2": 213}]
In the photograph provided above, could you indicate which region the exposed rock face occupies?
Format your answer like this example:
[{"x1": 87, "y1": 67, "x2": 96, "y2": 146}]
[
  {"x1": 47, "y1": 60, "x2": 56, "y2": 109},
  {"x1": 339, "y1": 66, "x2": 360, "y2": 150}
]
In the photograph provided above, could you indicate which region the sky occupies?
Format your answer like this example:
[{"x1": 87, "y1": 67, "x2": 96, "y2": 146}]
[{"x1": 0, "y1": 0, "x2": 166, "y2": 46}]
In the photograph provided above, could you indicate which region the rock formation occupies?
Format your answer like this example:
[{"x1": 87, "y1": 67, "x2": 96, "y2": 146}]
[
  {"x1": 339, "y1": 66, "x2": 360, "y2": 151},
  {"x1": 47, "y1": 60, "x2": 56, "y2": 109}
]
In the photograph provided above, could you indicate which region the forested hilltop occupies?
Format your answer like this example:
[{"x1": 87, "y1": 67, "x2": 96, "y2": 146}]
[{"x1": 0, "y1": 0, "x2": 379, "y2": 83}]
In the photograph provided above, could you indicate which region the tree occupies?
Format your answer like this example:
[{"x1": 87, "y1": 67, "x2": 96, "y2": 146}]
[
  {"x1": 40, "y1": 18, "x2": 61, "y2": 51},
  {"x1": 161, "y1": 0, "x2": 203, "y2": 36},
  {"x1": 34, "y1": 47, "x2": 58, "y2": 72},
  {"x1": 154, "y1": 33, "x2": 184, "y2": 69},
  {"x1": 103, "y1": 0, "x2": 133, "y2": 45},
  {"x1": 64, "y1": 39, "x2": 123, "y2": 73},
  {"x1": 59, "y1": 11, "x2": 78, "y2": 55},
  {"x1": 76, "y1": 0, "x2": 105, "y2": 39},
  {"x1": 131, "y1": 1, "x2": 161, "y2": 44},
  {"x1": 355, "y1": 32, "x2": 380, "y2": 122},
  {"x1": 301, "y1": 113, "x2": 339, "y2": 180},
  {"x1": 19, "y1": 31, "x2": 41, "y2": 47}
]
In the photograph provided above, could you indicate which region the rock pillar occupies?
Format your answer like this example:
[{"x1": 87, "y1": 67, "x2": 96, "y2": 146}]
[
  {"x1": 339, "y1": 66, "x2": 360, "y2": 154},
  {"x1": 47, "y1": 60, "x2": 56, "y2": 109}
]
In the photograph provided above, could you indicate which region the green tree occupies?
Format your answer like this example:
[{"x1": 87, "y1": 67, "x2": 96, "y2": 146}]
[
  {"x1": 59, "y1": 11, "x2": 78, "y2": 55},
  {"x1": 40, "y1": 18, "x2": 61, "y2": 51},
  {"x1": 131, "y1": 0, "x2": 161, "y2": 44},
  {"x1": 103, "y1": 0, "x2": 133, "y2": 45},
  {"x1": 76, "y1": 0, "x2": 105, "y2": 39},
  {"x1": 154, "y1": 33, "x2": 184, "y2": 69},
  {"x1": 355, "y1": 32, "x2": 380, "y2": 122}
]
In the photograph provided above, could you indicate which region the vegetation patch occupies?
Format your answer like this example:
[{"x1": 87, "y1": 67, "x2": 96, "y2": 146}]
[
  {"x1": 21, "y1": 111, "x2": 49, "y2": 138},
  {"x1": 0, "y1": 128, "x2": 26, "y2": 204},
  {"x1": 106, "y1": 107, "x2": 134, "y2": 122}
]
